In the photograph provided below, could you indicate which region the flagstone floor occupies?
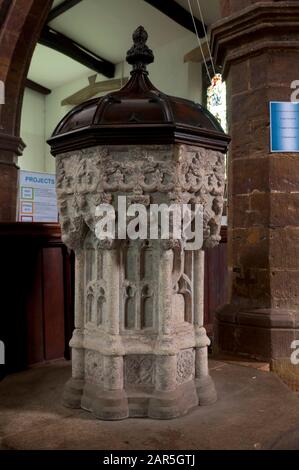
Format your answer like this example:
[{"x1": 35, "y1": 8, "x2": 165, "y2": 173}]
[{"x1": 0, "y1": 359, "x2": 299, "y2": 450}]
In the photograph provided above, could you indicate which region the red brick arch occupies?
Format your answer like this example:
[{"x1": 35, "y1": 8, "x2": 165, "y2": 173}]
[{"x1": 0, "y1": 0, "x2": 53, "y2": 221}]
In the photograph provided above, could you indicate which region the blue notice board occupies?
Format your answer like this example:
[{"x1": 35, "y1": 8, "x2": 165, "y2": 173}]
[{"x1": 270, "y1": 102, "x2": 299, "y2": 152}]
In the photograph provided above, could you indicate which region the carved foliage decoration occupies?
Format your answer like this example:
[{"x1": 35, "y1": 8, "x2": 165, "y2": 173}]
[
  {"x1": 56, "y1": 145, "x2": 225, "y2": 250},
  {"x1": 176, "y1": 349, "x2": 195, "y2": 384},
  {"x1": 125, "y1": 355, "x2": 155, "y2": 386}
]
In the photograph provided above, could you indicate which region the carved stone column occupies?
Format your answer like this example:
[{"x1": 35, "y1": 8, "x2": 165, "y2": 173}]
[
  {"x1": 49, "y1": 27, "x2": 229, "y2": 420},
  {"x1": 211, "y1": 1, "x2": 299, "y2": 363}
]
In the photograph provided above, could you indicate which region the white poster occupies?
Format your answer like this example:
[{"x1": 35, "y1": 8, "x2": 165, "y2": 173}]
[{"x1": 18, "y1": 170, "x2": 58, "y2": 222}]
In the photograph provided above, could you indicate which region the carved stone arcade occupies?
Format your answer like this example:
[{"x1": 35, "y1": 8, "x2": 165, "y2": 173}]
[{"x1": 48, "y1": 27, "x2": 230, "y2": 420}]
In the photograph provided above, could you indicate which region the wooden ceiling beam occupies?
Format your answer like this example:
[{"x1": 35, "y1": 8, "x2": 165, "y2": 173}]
[
  {"x1": 38, "y1": 26, "x2": 115, "y2": 78},
  {"x1": 25, "y1": 79, "x2": 52, "y2": 95},
  {"x1": 144, "y1": 0, "x2": 206, "y2": 37},
  {"x1": 47, "y1": 0, "x2": 83, "y2": 22}
]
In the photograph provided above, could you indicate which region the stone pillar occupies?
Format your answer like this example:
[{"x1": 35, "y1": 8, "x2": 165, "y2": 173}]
[
  {"x1": 0, "y1": 135, "x2": 24, "y2": 221},
  {"x1": 194, "y1": 250, "x2": 215, "y2": 404},
  {"x1": 57, "y1": 143, "x2": 223, "y2": 420},
  {"x1": 211, "y1": 1, "x2": 299, "y2": 363}
]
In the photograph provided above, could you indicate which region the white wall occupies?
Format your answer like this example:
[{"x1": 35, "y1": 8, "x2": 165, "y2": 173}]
[
  {"x1": 20, "y1": 33, "x2": 203, "y2": 174},
  {"x1": 44, "y1": 74, "x2": 91, "y2": 173},
  {"x1": 20, "y1": 88, "x2": 46, "y2": 172}
]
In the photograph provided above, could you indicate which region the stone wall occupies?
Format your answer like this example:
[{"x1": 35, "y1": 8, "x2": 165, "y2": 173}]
[{"x1": 211, "y1": 0, "x2": 299, "y2": 361}]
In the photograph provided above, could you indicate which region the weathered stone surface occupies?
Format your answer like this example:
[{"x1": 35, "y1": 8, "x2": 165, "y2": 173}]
[
  {"x1": 56, "y1": 145, "x2": 225, "y2": 250},
  {"x1": 249, "y1": 52, "x2": 299, "y2": 90},
  {"x1": 229, "y1": 118, "x2": 268, "y2": 160},
  {"x1": 270, "y1": 270, "x2": 299, "y2": 309},
  {"x1": 220, "y1": 0, "x2": 273, "y2": 17},
  {"x1": 235, "y1": 192, "x2": 270, "y2": 228},
  {"x1": 270, "y1": 155, "x2": 299, "y2": 192},
  {"x1": 270, "y1": 227, "x2": 299, "y2": 270},
  {"x1": 230, "y1": 195, "x2": 250, "y2": 227},
  {"x1": 227, "y1": 60, "x2": 250, "y2": 96},
  {"x1": 270, "y1": 193, "x2": 299, "y2": 227},
  {"x1": 232, "y1": 158, "x2": 269, "y2": 195},
  {"x1": 58, "y1": 144, "x2": 223, "y2": 419},
  {"x1": 231, "y1": 226, "x2": 269, "y2": 268},
  {"x1": 231, "y1": 89, "x2": 269, "y2": 123},
  {"x1": 212, "y1": 0, "x2": 299, "y2": 361}
]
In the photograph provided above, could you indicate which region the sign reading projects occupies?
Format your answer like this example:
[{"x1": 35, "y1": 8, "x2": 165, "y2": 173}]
[
  {"x1": 19, "y1": 170, "x2": 58, "y2": 222},
  {"x1": 270, "y1": 102, "x2": 299, "y2": 152}
]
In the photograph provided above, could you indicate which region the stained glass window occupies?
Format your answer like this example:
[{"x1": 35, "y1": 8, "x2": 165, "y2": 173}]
[
  {"x1": 206, "y1": 73, "x2": 228, "y2": 224},
  {"x1": 207, "y1": 74, "x2": 227, "y2": 133}
]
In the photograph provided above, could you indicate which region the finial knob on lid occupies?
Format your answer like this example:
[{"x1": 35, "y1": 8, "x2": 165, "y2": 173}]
[{"x1": 126, "y1": 26, "x2": 154, "y2": 74}]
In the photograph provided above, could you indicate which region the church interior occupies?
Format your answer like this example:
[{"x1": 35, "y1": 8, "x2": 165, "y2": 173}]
[{"x1": 1, "y1": 0, "x2": 299, "y2": 454}]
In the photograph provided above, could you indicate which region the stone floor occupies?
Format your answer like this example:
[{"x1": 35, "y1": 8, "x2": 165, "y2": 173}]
[{"x1": 0, "y1": 359, "x2": 299, "y2": 450}]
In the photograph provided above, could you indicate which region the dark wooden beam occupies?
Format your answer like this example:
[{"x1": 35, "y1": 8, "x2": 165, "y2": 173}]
[
  {"x1": 47, "y1": 0, "x2": 83, "y2": 22},
  {"x1": 38, "y1": 26, "x2": 115, "y2": 78},
  {"x1": 144, "y1": 0, "x2": 206, "y2": 37},
  {"x1": 0, "y1": 0, "x2": 11, "y2": 27},
  {"x1": 25, "y1": 79, "x2": 52, "y2": 95}
]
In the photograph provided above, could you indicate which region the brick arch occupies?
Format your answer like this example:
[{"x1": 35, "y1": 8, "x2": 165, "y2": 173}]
[{"x1": 0, "y1": 0, "x2": 53, "y2": 221}]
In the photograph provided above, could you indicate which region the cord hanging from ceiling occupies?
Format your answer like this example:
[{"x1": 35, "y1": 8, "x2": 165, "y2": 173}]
[
  {"x1": 196, "y1": 0, "x2": 216, "y2": 77},
  {"x1": 187, "y1": 0, "x2": 216, "y2": 83}
]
